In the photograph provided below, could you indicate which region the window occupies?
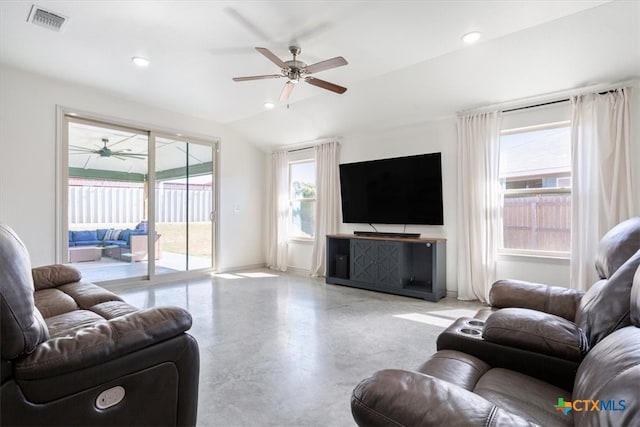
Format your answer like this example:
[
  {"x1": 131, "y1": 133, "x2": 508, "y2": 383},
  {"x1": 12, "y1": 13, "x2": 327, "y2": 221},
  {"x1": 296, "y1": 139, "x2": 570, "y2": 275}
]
[
  {"x1": 499, "y1": 123, "x2": 571, "y2": 255},
  {"x1": 288, "y1": 157, "x2": 316, "y2": 239}
]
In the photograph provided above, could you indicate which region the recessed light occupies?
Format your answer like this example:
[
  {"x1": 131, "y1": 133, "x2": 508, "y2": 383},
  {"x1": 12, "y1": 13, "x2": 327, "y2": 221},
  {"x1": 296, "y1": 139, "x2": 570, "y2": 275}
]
[
  {"x1": 132, "y1": 56, "x2": 150, "y2": 67},
  {"x1": 462, "y1": 31, "x2": 481, "y2": 44},
  {"x1": 264, "y1": 102, "x2": 275, "y2": 109}
]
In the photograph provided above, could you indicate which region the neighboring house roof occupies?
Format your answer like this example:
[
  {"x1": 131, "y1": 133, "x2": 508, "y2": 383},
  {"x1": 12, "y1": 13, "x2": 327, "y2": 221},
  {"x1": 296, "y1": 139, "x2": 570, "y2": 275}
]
[{"x1": 499, "y1": 127, "x2": 571, "y2": 179}]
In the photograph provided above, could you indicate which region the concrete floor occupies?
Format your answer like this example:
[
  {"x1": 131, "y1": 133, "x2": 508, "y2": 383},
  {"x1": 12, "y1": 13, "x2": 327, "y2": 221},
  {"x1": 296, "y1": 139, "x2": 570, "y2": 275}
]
[{"x1": 109, "y1": 270, "x2": 486, "y2": 427}]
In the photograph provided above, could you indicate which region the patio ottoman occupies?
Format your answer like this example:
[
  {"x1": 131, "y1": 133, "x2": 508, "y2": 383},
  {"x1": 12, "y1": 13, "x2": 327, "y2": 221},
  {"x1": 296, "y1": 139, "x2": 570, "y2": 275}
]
[{"x1": 68, "y1": 245, "x2": 102, "y2": 262}]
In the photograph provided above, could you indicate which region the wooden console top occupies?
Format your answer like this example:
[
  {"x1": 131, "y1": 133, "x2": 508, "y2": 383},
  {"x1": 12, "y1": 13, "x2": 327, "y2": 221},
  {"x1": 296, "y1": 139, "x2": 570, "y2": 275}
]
[{"x1": 326, "y1": 234, "x2": 447, "y2": 244}]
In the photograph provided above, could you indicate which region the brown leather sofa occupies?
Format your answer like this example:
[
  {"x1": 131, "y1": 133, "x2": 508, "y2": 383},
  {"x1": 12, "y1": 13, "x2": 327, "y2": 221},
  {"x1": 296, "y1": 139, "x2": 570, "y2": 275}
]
[
  {"x1": 1, "y1": 223, "x2": 199, "y2": 426},
  {"x1": 351, "y1": 264, "x2": 640, "y2": 426},
  {"x1": 437, "y1": 216, "x2": 640, "y2": 390}
]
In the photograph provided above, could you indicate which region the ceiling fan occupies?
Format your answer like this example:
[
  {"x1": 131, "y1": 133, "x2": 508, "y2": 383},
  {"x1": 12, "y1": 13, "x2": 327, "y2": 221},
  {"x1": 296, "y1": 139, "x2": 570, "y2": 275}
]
[
  {"x1": 70, "y1": 137, "x2": 147, "y2": 161},
  {"x1": 232, "y1": 46, "x2": 348, "y2": 101}
]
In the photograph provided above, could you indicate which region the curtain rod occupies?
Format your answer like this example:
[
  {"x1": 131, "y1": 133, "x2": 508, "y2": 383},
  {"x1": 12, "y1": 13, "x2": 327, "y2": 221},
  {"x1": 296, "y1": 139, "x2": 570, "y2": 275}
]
[
  {"x1": 458, "y1": 78, "x2": 637, "y2": 116},
  {"x1": 501, "y1": 98, "x2": 570, "y2": 113},
  {"x1": 275, "y1": 136, "x2": 340, "y2": 153},
  {"x1": 501, "y1": 88, "x2": 627, "y2": 113},
  {"x1": 287, "y1": 146, "x2": 313, "y2": 153}
]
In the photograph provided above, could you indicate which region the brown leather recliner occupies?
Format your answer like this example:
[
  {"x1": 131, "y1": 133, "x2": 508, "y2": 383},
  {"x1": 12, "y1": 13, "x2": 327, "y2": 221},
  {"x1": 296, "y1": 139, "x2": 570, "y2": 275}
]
[
  {"x1": 351, "y1": 264, "x2": 640, "y2": 426},
  {"x1": 0, "y1": 223, "x2": 199, "y2": 426},
  {"x1": 437, "y1": 216, "x2": 640, "y2": 390}
]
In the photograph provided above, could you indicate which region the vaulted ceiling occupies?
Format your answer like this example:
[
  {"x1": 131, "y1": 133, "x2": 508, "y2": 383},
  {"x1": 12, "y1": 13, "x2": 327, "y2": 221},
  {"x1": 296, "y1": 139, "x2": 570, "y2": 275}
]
[{"x1": 1, "y1": 1, "x2": 638, "y2": 150}]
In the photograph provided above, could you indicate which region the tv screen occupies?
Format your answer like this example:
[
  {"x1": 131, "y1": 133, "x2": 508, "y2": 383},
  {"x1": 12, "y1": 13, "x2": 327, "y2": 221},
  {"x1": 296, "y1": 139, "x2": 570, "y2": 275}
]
[{"x1": 339, "y1": 153, "x2": 443, "y2": 225}]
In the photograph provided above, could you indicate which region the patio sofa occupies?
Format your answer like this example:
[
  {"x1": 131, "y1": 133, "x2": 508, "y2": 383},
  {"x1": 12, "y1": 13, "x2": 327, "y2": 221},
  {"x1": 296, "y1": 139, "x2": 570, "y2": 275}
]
[{"x1": 68, "y1": 222, "x2": 161, "y2": 262}]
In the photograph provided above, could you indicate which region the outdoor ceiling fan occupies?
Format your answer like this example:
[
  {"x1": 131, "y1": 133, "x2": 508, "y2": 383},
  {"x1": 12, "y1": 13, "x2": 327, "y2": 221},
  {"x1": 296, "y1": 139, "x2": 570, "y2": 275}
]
[
  {"x1": 69, "y1": 137, "x2": 147, "y2": 161},
  {"x1": 232, "y1": 46, "x2": 348, "y2": 101}
]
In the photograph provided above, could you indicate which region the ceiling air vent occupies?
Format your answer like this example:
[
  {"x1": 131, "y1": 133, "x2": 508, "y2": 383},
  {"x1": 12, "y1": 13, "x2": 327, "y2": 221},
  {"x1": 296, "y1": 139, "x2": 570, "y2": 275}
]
[{"x1": 27, "y1": 5, "x2": 69, "y2": 32}]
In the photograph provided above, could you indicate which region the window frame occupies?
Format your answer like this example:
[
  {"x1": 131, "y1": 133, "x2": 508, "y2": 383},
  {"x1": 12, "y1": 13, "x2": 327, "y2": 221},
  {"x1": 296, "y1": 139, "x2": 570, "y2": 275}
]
[
  {"x1": 287, "y1": 151, "x2": 317, "y2": 241},
  {"x1": 498, "y1": 121, "x2": 572, "y2": 259}
]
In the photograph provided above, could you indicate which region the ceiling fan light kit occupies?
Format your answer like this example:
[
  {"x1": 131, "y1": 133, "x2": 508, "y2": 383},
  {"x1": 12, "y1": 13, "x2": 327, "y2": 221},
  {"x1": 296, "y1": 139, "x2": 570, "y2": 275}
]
[{"x1": 233, "y1": 46, "x2": 348, "y2": 102}]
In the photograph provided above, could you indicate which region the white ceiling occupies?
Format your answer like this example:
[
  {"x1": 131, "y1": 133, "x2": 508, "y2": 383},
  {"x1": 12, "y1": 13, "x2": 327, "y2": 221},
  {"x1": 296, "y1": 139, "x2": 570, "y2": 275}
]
[{"x1": 1, "y1": 1, "x2": 639, "y2": 150}]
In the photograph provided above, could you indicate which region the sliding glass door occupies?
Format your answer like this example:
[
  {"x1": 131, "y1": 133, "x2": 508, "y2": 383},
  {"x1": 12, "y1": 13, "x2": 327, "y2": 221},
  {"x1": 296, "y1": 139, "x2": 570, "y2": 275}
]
[
  {"x1": 154, "y1": 134, "x2": 216, "y2": 275},
  {"x1": 66, "y1": 118, "x2": 150, "y2": 282},
  {"x1": 63, "y1": 114, "x2": 217, "y2": 283}
]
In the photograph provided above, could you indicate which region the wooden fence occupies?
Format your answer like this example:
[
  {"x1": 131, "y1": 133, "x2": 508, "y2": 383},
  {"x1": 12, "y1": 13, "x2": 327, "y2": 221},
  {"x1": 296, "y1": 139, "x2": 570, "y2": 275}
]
[{"x1": 503, "y1": 193, "x2": 571, "y2": 252}]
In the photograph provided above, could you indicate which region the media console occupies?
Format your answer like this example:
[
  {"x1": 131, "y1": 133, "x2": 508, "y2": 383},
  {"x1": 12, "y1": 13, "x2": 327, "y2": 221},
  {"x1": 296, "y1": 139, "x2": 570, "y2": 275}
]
[{"x1": 325, "y1": 234, "x2": 446, "y2": 301}]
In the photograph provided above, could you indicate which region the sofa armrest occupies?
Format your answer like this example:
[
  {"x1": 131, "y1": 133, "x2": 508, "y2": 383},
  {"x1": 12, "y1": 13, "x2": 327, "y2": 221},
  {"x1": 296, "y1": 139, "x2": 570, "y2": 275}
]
[
  {"x1": 351, "y1": 369, "x2": 536, "y2": 427},
  {"x1": 490, "y1": 279, "x2": 585, "y2": 321},
  {"x1": 14, "y1": 306, "x2": 192, "y2": 380},
  {"x1": 483, "y1": 308, "x2": 588, "y2": 361},
  {"x1": 32, "y1": 265, "x2": 82, "y2": 290}
]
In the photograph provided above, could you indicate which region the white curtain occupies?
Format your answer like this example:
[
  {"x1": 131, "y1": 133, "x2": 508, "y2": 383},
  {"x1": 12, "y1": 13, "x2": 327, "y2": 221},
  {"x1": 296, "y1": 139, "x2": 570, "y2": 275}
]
[
  {"x1": 310, "y1": 141, "x2": 341, "y2": 277},
  {"x1": 570, "y1": 87, "x2": 634, "y2": 290},
  {"x1": 456, "y1": 112, "x2": 501, "y2": 302},
  {"x1": 266, "y1": 150, "x2": 289, "y2": 271}
]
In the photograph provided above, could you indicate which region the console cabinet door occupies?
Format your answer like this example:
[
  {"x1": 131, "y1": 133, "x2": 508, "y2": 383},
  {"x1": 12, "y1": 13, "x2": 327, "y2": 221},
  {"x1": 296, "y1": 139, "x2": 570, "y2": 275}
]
[
  {"x1": 350, "y1": 240, "x2": 402, "y2": 287},
  {"x1": 351, "y1": 240, "x2": 376, "y2": 282},
  {"x1": 376, "y1": 242, "x2": 402, "y2": 287}
]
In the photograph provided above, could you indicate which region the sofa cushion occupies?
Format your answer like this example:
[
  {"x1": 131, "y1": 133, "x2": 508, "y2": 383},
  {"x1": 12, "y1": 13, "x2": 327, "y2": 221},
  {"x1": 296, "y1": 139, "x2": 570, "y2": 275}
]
[
  {"x1": 573, "y1": 326, "x2": 640, "y2": 426},
  {"x1": 483, "y1": 308, "x2": 588, "y2": 361},
  {"x1": 96, "y1": 228, "x2": 108, "y2": 240},
  {"x1": 104, "y1": 229, "x2": 121, "y2": 241},
  {"x1": 103, "y1": 240, "x2": 127, "y2": 248},
  {"x1": 0, "y1": 224, "x2": 49, "y2": 359},
  {"x1": 595, "y1": 216, "x2": 640, "y2": 279},
  {"x1": 71, "y1": 230, "x2": 98, "y2": 242},
  {"x1": 57, "y1": 282, "x2": 123, "y2": 309},
  {"x1": 490, "y1": 279, "x2": 584, "y2": 321},
  {"x1": 417, "y1": 349, "x2": 490, "y2": 391},
  {"x1": 351, "y1": 368, "x2": 540, "y2": 427},
  {"x1": 34, "y1": 289, "x2": 79, "y2": 318},
  {"x1": 119, "y1": 229, "x2": 132, "y2": 243},
  {"x1": 45, "y1": 310, "x2": 108, "y2": 339},
  {"x1": 32, "y1": 265, "x2": 81, "y2": 290},
  {"x1": 473, "y1": 368, "x2": 572, "y2": 427},
  {"x1": 576, "y1": 249, "x2": 640, "y2": 346},
  {"x1": 74, "y1": 240, "x2": 102, "y2": 246}
]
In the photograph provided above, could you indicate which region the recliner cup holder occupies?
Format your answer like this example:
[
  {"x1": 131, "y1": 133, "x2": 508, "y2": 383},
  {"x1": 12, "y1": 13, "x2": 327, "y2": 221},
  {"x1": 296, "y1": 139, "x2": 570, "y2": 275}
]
[
  {"x1": 459, "y1": 328, "x2": 481, "y2": 336},
  {"x1": 466, "y1": 320, "x2": 484, "y2": 327}
]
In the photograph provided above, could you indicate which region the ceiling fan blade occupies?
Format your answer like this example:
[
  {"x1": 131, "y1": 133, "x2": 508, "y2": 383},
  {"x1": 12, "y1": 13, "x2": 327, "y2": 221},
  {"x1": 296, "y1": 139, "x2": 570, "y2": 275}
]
[
  {"x1": 223, "y1": 7, "x2": 271, "y2": 41},
  {"x1": 109, "y1": 134, "x2": 138, "y2": 147},
  {"x1": 256, "y1": 47, "x2": 289, "y2": 69},
  {"x1": 82, "y1": 156, "x2": 93, "y2": 169},
  {"x1": 280, "y1": 81, "x2": 295, "y2": 101},
  {"x1": 305, "y1": 77, "x2": 347, "y2": 94},
  {"x1": 113, "y1": 153, "x2": 147, "y2": 159},
  {"x1": 304, "y1": 56, "x2": 348, "y2": 74},
  {"x1": 69, "y1": 145, "x2": 94, "y2": 151},
  {"x1": 233, "y1": 74, "x2": 284, "y2": 82}
]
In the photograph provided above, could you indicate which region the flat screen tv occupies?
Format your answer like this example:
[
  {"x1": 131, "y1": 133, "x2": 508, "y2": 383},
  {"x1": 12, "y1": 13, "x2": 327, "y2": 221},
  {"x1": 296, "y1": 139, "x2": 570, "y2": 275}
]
[{"x1": 339, "y1": 152, "x2": 443, "y2": 225}]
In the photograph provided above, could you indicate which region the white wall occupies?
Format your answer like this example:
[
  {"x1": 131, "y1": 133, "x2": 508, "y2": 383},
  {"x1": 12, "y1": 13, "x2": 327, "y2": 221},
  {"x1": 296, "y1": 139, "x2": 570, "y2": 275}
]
[
  {"x1": 0, "y1": 64, "x2": 266, "y2": 271},
  {"x1": 282, "y1": 83, "x2": 640, "y2": 296}
]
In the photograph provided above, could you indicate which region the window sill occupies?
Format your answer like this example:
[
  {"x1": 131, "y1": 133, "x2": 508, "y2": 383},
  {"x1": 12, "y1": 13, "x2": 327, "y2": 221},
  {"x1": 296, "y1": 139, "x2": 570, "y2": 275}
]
[
  {"x1": 288, "y1": 237, "x2": 315, "y2": 244},
  {"x1": 498, "y1": 250, "x2": 570, "y2": 262}
]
